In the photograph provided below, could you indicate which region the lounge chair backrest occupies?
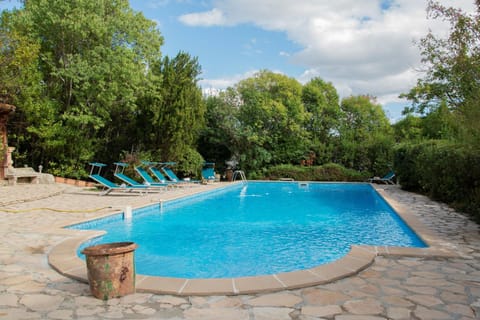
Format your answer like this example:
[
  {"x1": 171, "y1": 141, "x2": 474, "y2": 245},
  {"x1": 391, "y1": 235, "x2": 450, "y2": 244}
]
[
  {"x1": 90, "y1": 174, "x2": 118, "y2": 188},
  {"x1": 115, "y1": 173, "x2": 143, "y2": 186},
  {"x1": 149, "y1": 167, "x2": 167, "y2": 183},
  {"x1": 161, "y1": 167, "x2": 179, "y2": 182},
  {"x1": 384, "y1": 171, "x2": 395, "y2": 180},
  {"x1": 135, "y1": 167, "x2": 156, "y2": 184},
  {"x1": 202, "y1": 167, "x2": 215, "y2": 180},
  {"x1": 89, "y1": 162, "x2": 107, "y2": 176}
]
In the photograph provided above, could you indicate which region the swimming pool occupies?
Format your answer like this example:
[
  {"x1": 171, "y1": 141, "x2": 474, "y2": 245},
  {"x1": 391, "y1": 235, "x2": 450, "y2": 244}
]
[{"x1": 72, "y1": 182, "x2": 426, "y2": 279}]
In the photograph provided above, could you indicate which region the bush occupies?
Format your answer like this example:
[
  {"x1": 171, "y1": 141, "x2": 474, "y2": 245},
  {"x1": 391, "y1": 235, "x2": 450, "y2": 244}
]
[
  {"x1": 264, "y1": 163, "x2": 368, "y2": 182},
  {"x1": 48, "y1": 161, "x2": 89, "y2": 180},
  {"x1": 394, "y1": 140, "x2": 480, "y2": 221},
  {"x1": 175, "y1": 147, "x2": 205, "y2": 179}
]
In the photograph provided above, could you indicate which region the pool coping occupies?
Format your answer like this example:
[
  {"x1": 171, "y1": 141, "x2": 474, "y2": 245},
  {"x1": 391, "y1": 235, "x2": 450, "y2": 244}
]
[{"x1": 48, "y1": 182, "x2": 459, "y2": 296}]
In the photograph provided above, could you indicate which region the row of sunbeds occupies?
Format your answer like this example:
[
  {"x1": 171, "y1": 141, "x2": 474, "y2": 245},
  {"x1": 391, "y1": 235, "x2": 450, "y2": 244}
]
[{"x1": 89, "y1": 161, "x2": 216, "y2": 196}]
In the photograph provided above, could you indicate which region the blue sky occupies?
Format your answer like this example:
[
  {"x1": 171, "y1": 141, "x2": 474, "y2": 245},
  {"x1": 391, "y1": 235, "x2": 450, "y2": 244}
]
[
  {"x1": 128, "y1": 1, "x2": 305, "y2": 82},
  {"x1": 0, "y1": 0, "x2": 476, "y2": 121}
]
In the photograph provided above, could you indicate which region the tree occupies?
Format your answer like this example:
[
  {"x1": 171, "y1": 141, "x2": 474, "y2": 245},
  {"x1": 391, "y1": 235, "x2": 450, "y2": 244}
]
[
  {"x1": 0, "y1": 11, "x2": 40, "y2": 106},
  {"x1": 198, "y1": 88, "x2": 242, "y2": 173},
  {"x1": 235, "y1": 70, "x2": 309, "y2": 174},
  {"x1": 402, "y1": 0, "x2": 480, "y2": 149},
  {"x1": 302, "y1": 77, "x2": 341, "y2": 164},
  {"x1": 139, "y1": 51, "x2": 206, "y2": 175},
  {"x1": 392, "y1": 115, "x2": 424, "y2": 143},
  {"x1": 337, "y1": 95, "x2": 394, "y2": 174},
  {"x1": 403, "y1": 1, "x2": 480, "y2": 114},
  {"x1": 4, "y1": 0, "x2": 163, "y2": 177},
  {"x1": 0, "y1": 10, "x2": 43, "y2": 166},
  {"x1": 421, "y1": 101, "x2": 458, "y2": 139}
]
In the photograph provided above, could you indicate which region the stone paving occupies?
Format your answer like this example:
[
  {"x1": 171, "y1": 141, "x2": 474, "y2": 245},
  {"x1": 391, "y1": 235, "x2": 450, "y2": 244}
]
[{"x1": 0, "y1": 183, "x2": 479, "y2": 319}]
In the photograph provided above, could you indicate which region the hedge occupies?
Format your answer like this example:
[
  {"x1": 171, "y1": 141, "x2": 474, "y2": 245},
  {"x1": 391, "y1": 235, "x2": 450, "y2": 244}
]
[
  {"x1": 394, "y1": 140, "x2": 480, "y2": 221},
  {"x1": 264, "y1": 163, "x2": 369, "y2": 182}
]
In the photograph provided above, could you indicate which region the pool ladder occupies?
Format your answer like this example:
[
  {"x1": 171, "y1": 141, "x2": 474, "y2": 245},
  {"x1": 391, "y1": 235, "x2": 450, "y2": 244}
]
[{"x1": 232, "y1": 170, "x2": 247, "y2": 184}]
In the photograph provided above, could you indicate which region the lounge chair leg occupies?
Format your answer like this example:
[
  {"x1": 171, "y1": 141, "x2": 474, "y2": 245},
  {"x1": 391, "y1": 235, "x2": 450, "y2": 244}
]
[{"x1": 100, "y1": 188, "x2": 112, "y2": 196}]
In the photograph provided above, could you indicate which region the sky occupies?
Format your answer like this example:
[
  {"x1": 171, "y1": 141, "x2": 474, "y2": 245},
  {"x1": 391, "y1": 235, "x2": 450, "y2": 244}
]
[{"x1": 0, "y1": 0, "x2": 476, "y2": 122}]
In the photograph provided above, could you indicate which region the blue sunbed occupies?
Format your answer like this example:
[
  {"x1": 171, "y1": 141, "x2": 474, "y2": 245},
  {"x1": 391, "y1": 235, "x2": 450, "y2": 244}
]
[
  {"x1": 369, "y1": 171, "x2": 396, "y2": 184},
  {"x1": 135, "y1": 166, "x2": 177, "y2": 188},
  {"x1": 161, "y1": 165, "x2": 199, "y2": 184},
  {"x1": 114, "y1": 162, "x2": 168, "y2": 191},
  {"x1": 202, "y1": 162, "x2": 216, "y2": 182},
  {"x1": 88, "y1": 163, "x2": 148, "y2": 196}
]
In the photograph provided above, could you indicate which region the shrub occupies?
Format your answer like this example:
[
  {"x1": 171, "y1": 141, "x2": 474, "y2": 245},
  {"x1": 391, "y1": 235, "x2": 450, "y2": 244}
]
[
  {"x1": 175, "y1": 147, "x2": 205, "y2": 179},
  {"x1": 394, "y1": 140, "x2": 480, "y2": 221},
  {"x1": 264, "y1": 163, "x2": 368, "y2": 182}
]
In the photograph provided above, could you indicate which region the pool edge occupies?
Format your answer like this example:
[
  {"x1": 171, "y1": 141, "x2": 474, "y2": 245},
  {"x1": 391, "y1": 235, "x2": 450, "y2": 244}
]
[{"x1": 48, "y1": 182, "x2": 459, "y2": 296}]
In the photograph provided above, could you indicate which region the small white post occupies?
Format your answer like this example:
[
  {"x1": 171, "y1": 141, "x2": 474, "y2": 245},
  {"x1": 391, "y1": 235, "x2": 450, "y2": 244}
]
[{"x1": 124, "y1": 206, "x2": 132, "y2": 220}]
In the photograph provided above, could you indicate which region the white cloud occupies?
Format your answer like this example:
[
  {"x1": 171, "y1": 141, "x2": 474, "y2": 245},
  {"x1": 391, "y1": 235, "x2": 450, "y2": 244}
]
[
  {"x1": 199, "y1": 69, "x2": 260, "y2": 91},
  {"x1": 181, "y1": 0, "x2": 477, "y2": 107},
  {"x1": 179, "y1": 8, "x2": 228, "y2": 26}
]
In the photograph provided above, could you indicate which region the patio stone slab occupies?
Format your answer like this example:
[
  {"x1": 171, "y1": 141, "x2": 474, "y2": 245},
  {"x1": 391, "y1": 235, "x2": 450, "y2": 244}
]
[
  {"x1": 302, "y1": 288, "x2": 350, "y2": 305},
  {"x1": 247, "y1": 292, "x2": 302, "y2": 307},
  {"x1": 19, "y1": 294, "x2": 64, "y2": 312},
  {"x1": 251, "y1": 307, "x2": 294, "y2": 320},
  {"x1": 0, "y1": 293, "x2": 18, "y2": 307},
  {"x1": 183, "y1": 307, "x2": 249, "y2": 320},
  {"x1": 407, "y1": 294, "x2": 443, "y2": 307},
  {"x1": 343, "y1": 298, "x2": 384, "y2": 315},
  {"x1": 301, "y1": 305, "x2": 343, "y2": 317}
]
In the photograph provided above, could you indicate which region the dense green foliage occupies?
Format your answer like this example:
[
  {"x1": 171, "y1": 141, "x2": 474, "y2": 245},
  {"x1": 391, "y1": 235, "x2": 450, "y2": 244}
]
[
  {"x1": 2, "y1": 0, "x2": 205, "y2": 178},
  {"x1": 335, "y1": 95, "x2": 394, "y2": 174},
  {"x1": 135, "y1": 51, "x2": 205, "y2": 172},
  {"x1": 396, "y1": 1, "x2": 480, "y2": 221},
  {"x1": 198, "y1": 88, "x2": 241, "y2": 174},
  {"x1": 0, "y1": 10, "x2": 40, "y2": 105},
  {"x1": 235, "y1": 71, "x2": 310, "y2": 173},
  {"x1": 394, "y1": 141, "x2": 480, "y2": 220},
  {"x1": 403, "y1": 1, "x2": 480, "y2": 115},
  {"x1": 265, "y1": 163, "x2": 369, "y2": 182},
  {"x1": 199, "y1": 71, "x2": 394, "y2": 178}
]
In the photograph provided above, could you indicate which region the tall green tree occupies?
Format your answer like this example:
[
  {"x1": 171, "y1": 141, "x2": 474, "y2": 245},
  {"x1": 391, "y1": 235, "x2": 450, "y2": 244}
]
[
  {"x1": 5, "y1": 0, "x2": 163, "y2": 177},
  {"x1": 139, "y1": 51, "x2": 205, "y2": 175},
  {"x1": 395, "y1": 1, "x2": 480, "y2": 221},
  {"x1": 0, "y1": 10, "x2": 40, "y2": 106},
  {"x1": 337, "y1": 95, "x2": 394, "y2": 174},
  {"x1": 402, "y1": 0, "x2": 480, "y2": 144},
  {"x1": 394, "y1": 103, "x2": 457, "y2": 144},
  {"x1": 421, "y1": 101, "x2": 458, "y2": 139},
  {"x1": 198, "y1": 88, "x2": 241, "y2": 172},
  {"x1": 0, "y1": 10, "x2": 42, "y2": 166},
  {"x1": 392, "y1": 114, "x2": 424, "y2": 143},
  {"x1": 235, "y1": 70, "x2": 309, "y2": 174},
  {"x1": 302, "y1": 77, "x2": 340, "y2": 164}
]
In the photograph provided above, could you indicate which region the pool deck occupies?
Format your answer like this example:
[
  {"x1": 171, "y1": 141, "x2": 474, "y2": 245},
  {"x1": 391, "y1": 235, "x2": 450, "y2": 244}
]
[{"x1": 1, "y1": 182, "x2": 479, "y2": 319}]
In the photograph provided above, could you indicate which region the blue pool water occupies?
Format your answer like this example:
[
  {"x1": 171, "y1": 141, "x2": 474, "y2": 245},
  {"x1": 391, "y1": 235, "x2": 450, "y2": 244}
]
[{"x1": 72, "y1": 182, "x2": 426, "y2": 278}]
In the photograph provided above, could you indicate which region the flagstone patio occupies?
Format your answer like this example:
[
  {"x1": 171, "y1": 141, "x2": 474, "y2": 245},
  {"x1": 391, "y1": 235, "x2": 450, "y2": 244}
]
[{"x1": 0, "y1": 182, "x2": 479, "y2": 319}]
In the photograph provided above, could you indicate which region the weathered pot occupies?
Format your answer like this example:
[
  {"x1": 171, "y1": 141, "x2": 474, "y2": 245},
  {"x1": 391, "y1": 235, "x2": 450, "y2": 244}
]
[{"x1": 81, "y1": 242, "x2": 138, "y2": 300}]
